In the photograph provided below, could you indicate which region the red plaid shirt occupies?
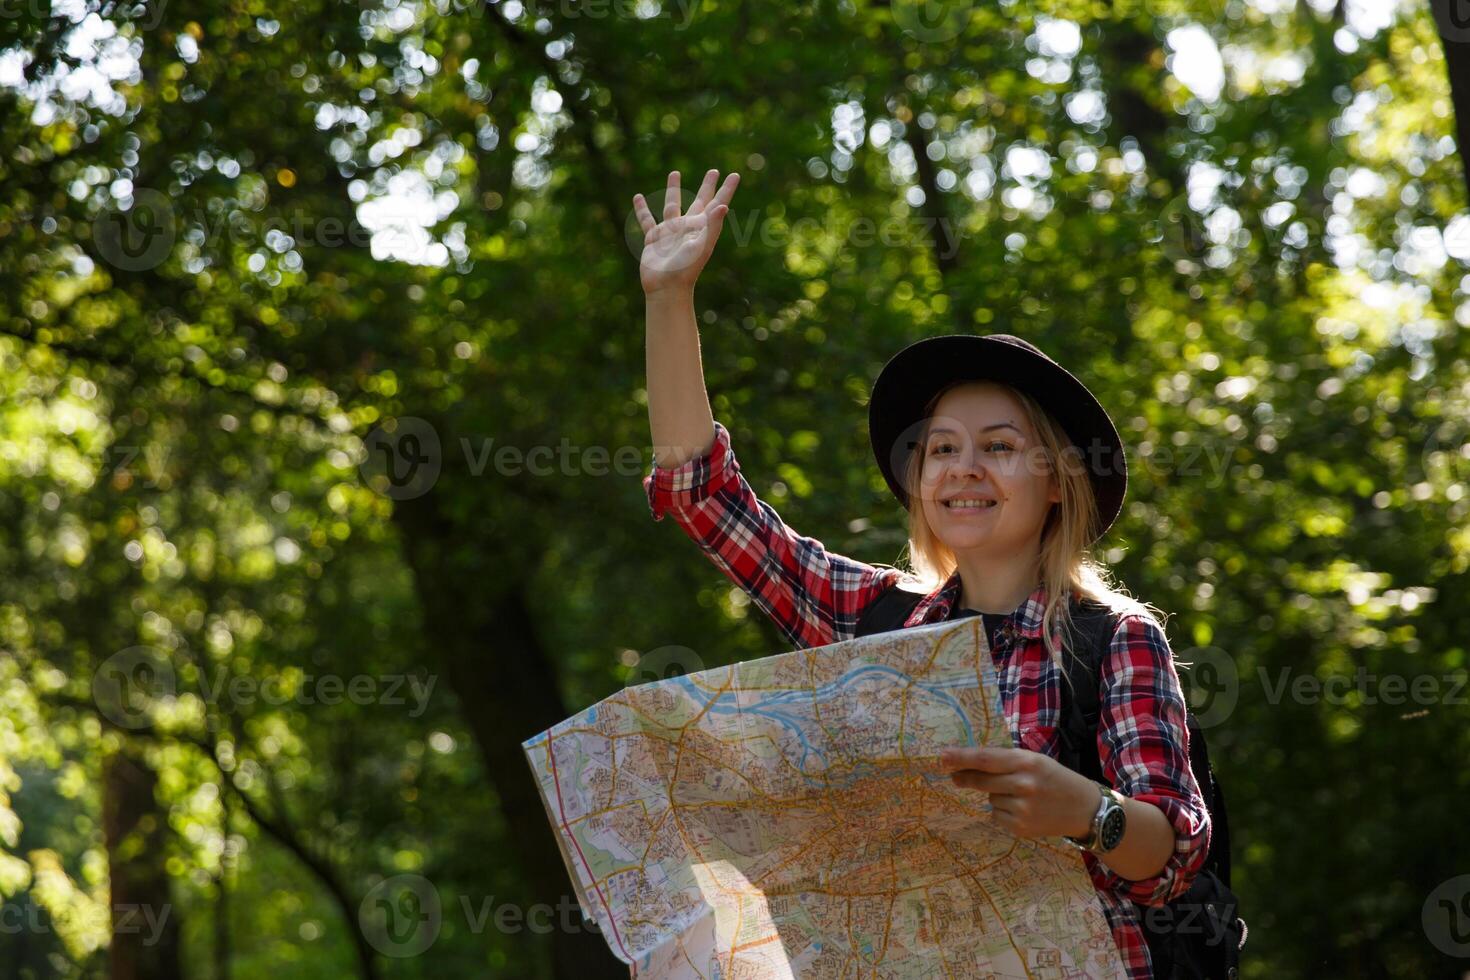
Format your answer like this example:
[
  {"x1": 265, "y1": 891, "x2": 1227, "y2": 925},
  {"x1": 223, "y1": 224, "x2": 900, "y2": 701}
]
[{"x1": 644, "y1": 420, "x2": 1212, "y2": 979}]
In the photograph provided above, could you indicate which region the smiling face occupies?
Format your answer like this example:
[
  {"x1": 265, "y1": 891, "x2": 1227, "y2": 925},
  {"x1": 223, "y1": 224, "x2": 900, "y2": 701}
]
[{"x1": 913, "y1": 381, "x2": 1061, "y2": 559}]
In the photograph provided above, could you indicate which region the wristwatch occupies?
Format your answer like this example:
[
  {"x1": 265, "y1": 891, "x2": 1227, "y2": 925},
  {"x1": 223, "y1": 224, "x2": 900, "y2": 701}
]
[{"x1": 1066, "y1": 781, "x2": 1127, "y2": 854}]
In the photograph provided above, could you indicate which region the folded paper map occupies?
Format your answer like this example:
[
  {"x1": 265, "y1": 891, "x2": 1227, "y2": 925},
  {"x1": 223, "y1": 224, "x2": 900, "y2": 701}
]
[{"x1": 522, "y1": 613, "x2": 1126, "y2": 978}]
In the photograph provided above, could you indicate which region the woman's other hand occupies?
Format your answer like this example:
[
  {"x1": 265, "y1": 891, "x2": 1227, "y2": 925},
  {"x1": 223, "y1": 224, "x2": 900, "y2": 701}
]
[{"x1": 939, "y1": 745, "x2": 1100, "y2": 840}]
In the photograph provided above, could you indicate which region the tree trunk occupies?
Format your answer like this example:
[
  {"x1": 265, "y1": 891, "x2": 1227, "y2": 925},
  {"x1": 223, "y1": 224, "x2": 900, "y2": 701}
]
[
  {"x1": 103, "y1": 749, "x2": 183, "y2": 980},
  {"x1": 393, "y1": 470, "x2": 625, "y2": 979}
]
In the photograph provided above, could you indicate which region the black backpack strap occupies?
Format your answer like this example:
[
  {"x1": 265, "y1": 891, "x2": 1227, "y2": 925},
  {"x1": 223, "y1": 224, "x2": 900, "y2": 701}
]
[
  {"x1": 1056, "y1": 600, "x2": 1233, "y2": 890},
  {"x1": 1205, "y1": 750, "x2": 1231, "y2": 887},
  {"x1": 1055, "y1": 598, "x2": 1119, "y2": 786},
  {"x1": 1056, "y1": 599, "x2": 1247, "y2": 976},
  {"x1": 853, "y1": 582, "x2": 927, "y2": 638}
]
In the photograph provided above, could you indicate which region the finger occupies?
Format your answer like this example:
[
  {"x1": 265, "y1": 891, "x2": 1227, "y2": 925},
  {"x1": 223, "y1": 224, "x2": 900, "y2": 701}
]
[
  {"x1": 985, "y1": 793, "x2": 1022, "y2": 816},
  {"x1": 663, "y1": 170, "x2": 682, "y2": 223},
  {"x1": 950, "y1": 771, "x2": 1027, "y2": 795},
  {"x1": 711, "y1": 171, "x2": 740, "y2": 211},
  {"x1": 632, "y1": 194, "x2": 657, "y2": 235},
  {"x1": 680, "y1": 209, "x2": 711, "y2": 238},
  {"x1": 687, "y1": 168, "x2": 720, "y2": 216},
  {"x1": 705, "y1": 203, "x2": 729, "y2": 243},
  {"x1": 939, "y1": 746, "x2": 1028, "y2": 774},
  {"x1": 987, "y1": 800, "x2": 1029, "y2": 837}
]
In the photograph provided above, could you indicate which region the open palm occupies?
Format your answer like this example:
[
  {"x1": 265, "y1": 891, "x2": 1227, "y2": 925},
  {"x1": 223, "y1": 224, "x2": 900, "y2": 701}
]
[{"x1": 633, "y1": 168, "x2": 740, "y2": 295}]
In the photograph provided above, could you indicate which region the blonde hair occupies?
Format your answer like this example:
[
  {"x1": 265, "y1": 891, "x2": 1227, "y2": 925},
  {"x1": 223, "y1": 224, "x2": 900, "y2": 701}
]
[{"x1": 885, "y1": 379, "x2": 1167, "y2": 671}]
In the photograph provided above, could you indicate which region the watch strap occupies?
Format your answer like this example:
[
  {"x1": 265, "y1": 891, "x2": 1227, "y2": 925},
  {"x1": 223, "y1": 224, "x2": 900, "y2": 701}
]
[
  {"x1": 1066, "y1": 782, "x2": 1109, "y2": 850},
  {"x1": 1067, "y1": 782, "x2": 1125, "y2": 852}
]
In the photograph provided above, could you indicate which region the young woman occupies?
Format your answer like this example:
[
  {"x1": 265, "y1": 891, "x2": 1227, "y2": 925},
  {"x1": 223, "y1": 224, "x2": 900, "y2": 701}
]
[{"x1": 634, "y1": 167, "x2": 1210, "y2": 979}]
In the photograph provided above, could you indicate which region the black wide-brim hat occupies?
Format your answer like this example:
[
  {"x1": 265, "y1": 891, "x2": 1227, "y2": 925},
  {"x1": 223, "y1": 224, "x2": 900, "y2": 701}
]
[{"x1": 868, "y1": 333, "x2": 1127, "y2": 543}]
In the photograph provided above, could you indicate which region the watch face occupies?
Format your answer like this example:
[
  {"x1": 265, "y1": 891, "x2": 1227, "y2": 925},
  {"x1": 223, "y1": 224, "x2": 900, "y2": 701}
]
[{"x1": 1099, "y1": 807, "x2": 1127, "y2": 852}]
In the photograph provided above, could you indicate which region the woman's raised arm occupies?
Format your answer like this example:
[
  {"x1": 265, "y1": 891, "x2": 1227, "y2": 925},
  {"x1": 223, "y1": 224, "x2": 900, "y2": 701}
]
[
  {"x1": 636, "y1": 168, "x2": 738, "y2": 469},
  {"x1": 635, "y1": 168, "x2": 902, "y2": 649}
]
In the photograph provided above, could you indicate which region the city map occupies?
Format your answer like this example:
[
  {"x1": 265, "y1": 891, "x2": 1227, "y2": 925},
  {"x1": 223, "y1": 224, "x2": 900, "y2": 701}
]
[{"x1": 522, "y1": 613, "x2": 1126, "y2": 978}]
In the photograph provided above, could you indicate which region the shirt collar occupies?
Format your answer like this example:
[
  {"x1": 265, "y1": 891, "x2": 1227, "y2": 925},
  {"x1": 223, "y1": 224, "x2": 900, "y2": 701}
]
[{"x1": 904, "y1": 569, "x2": 1052, "y2": 640}]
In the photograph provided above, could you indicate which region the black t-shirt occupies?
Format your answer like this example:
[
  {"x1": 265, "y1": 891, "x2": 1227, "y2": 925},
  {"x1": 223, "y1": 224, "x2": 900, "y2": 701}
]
[{"x1": 950, "y1": 605, "x2": 1006, "y2": 650}]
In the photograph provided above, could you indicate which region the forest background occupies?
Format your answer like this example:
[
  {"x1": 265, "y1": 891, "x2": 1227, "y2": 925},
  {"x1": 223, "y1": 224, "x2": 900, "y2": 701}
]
[{"x1": 2, "y1": 0, "x2": 1469, "y2": 976}]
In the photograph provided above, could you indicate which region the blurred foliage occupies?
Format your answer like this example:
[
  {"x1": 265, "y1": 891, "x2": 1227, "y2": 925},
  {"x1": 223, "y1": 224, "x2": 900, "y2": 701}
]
[{"x1": 0, "y1": 0, "x2": 1467, "y2": 976}]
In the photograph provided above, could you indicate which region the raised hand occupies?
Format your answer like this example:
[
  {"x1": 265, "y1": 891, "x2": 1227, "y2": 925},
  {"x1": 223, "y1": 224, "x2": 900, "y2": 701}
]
[{"x1": 633, "y1": 168, "x2": 740, "y2": 296}]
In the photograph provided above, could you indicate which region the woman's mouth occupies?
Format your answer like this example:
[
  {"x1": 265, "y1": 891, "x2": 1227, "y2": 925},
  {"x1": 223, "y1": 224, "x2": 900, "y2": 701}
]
[{"x1": 942, "y1": 498, "x2": 997, "y2": 512}]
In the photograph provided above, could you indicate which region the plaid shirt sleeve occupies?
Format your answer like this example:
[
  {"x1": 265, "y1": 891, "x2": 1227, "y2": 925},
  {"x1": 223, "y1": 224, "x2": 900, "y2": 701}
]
[
  {"x1": 1088, "y1": 612, "x2": 1213, "y2": 907},
  {"x1": 643, "y1": 420, "x2": 902, "y2": 650}
]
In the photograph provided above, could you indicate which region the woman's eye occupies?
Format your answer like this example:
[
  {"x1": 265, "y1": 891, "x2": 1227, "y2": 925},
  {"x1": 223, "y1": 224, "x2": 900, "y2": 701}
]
[{"x1": 928, "y1": 441, "x2": 1013, "y2": 455}]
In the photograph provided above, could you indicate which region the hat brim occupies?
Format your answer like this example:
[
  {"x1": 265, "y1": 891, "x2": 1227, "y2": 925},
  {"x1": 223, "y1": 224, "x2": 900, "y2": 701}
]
[{"x1": 868, "y1": 334, "x2": 1127, "y2": 542}]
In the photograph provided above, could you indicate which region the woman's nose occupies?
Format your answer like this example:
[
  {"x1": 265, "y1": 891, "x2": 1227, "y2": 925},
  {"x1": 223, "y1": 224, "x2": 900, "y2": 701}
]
[{"x1": 952, "y1": 442, "x2": 988, "y2": 477}]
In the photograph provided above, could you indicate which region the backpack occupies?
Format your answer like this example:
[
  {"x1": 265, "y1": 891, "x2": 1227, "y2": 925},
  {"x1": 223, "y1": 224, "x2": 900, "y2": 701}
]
[{"x1": 854, "y1": 587, "x2": 1247, "y2": 980}]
